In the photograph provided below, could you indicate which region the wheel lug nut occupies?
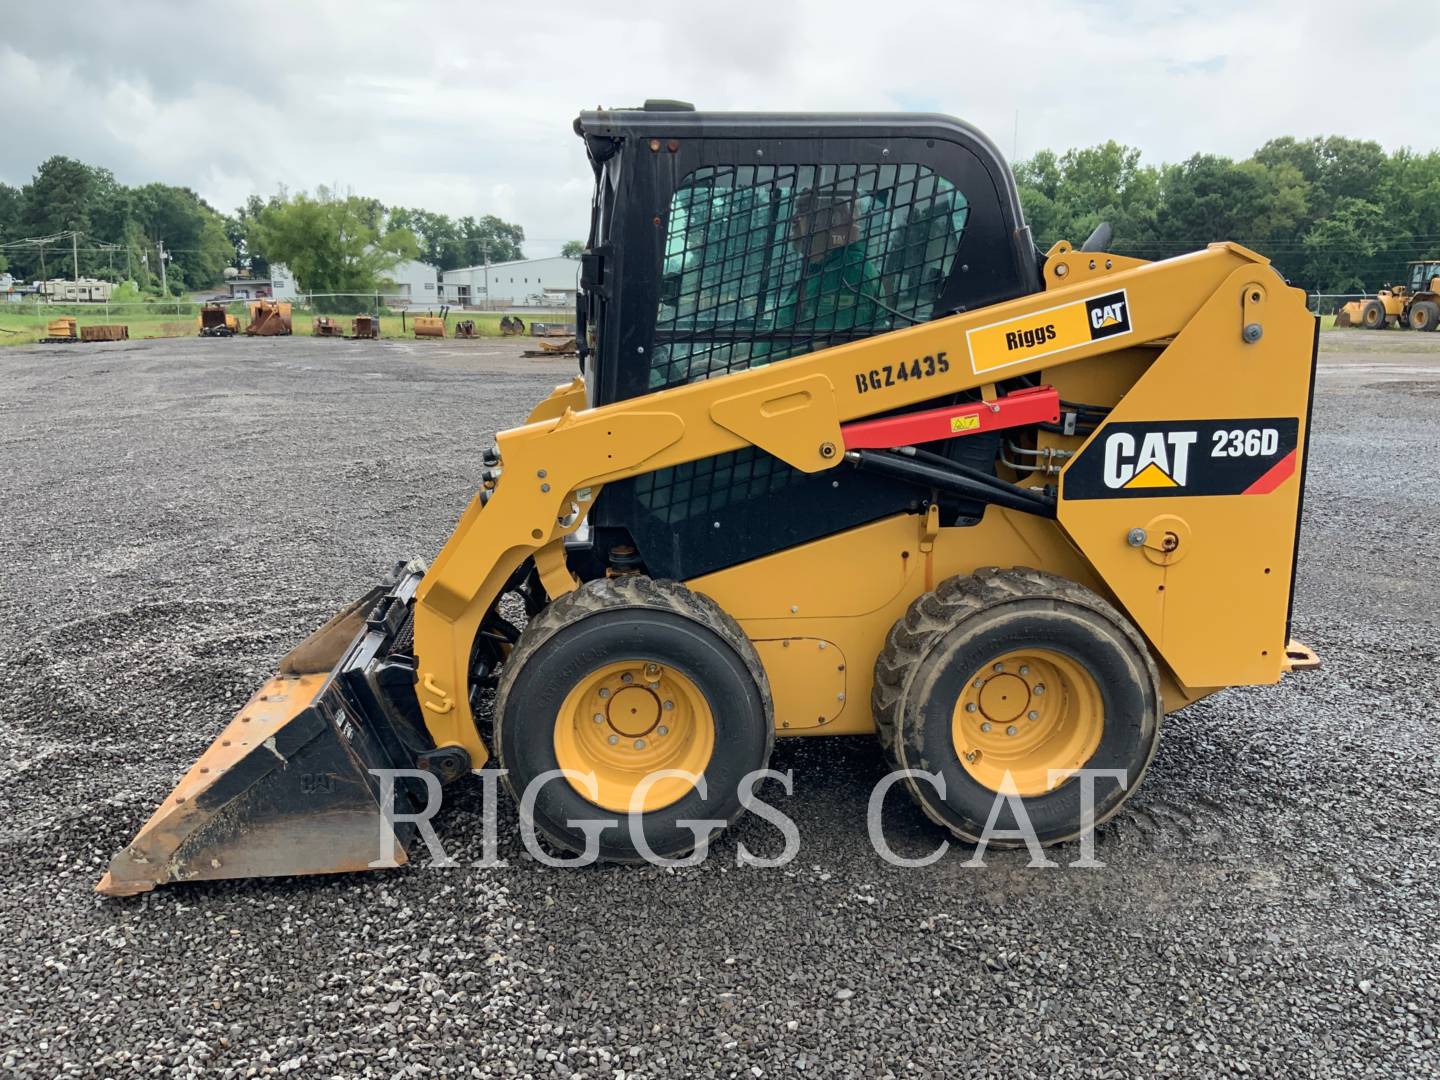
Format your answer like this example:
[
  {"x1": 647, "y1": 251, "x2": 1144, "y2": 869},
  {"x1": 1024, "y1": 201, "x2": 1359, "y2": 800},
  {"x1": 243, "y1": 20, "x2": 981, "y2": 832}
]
[
  {"x1": 663, "y1": 700, "x2": 674, "y2": 710},
  {"x1": 1019, "y1": 665, "x2": 1029, "y2": 676},
  {"x1": 1006, "y1": 725, "x2": 1017, "y2": 736},
  {"x1": 648, "y1": 682, "x2": 660, "y2": 690},
  {"x1": 607, "y1": 734, "x2": 619, "y2": 745},
  {"x1": 973, "y1": 679, "x2": 984, "y2": 689},
  {"x1": 593, "y1": 712, "x2": 605, "y2": 724},
  {"x1": 993, "y1": 663, "x2": 1004, "y2": 672},
  {"x1": 598, "y1": 688, "x2": 610, "y2": 699},
  {"x1": 621, "y1": 673, "x2": 634, "y2": 685},
  {"x1": 657, "y1": 725, "x2": 669, "y2": 736},
  {"x1": 965, "y1": 702, "x2": 978, "y2": 713},
  {"x1": 644, "y1": 663, "x2": 661, "y2": 678},
  {"x1": 981, "y1": 722, "x2": 992, "y2": 732},
  {"x1": 1027, "y1": 710, "x2": 1038, "y2": 720},
  {"x1": 1033, "y1": 684, "x2": 1045, "y2": 695},
  {"x1": 633, "y1": 739, "x2": 646, "y2": 750}
]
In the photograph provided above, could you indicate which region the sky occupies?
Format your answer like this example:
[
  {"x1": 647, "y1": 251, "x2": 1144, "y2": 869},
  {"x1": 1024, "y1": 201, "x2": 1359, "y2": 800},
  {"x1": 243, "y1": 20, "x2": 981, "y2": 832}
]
[{"x1": 3, "y1": 0, "x2": 1436, "y2": 259}]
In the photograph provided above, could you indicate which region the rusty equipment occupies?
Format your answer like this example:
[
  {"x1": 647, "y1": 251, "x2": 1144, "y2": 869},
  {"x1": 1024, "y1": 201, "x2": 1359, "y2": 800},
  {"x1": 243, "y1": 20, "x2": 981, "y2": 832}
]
[
  {"x1": 522, "y1": 336, "x2": 578, "y2": 357},
  {"x1": 313, "y1": 317, "x2": 344, "y2": 338},
  {"x1": 246, "y1": 300, "x2": 293, "y2": 337},
  {"x1": 101, "y1": 105, "x2": 1322, "y2": 897},
  {"x1": 198, "y1": 304, "x2": 238, "y2": 337},
  {"x1": 80, "y1": 325, "x2": 130, "y2": 342},
  {"x1": 529, "y1": 320, "x2": 575, "y2": 337},
  {"x1": 1335, "y1": 259, "x2": 1440, "y2": 331},
  {"x1": 499, "y1": 315, "x2": 526, "y2": 335},
  {"x1": 413, "y1": 306, "x2": 449, "y2": 338},
  {"x1": 40, "y1": 317, "x2": 79, "y2": 343},
  {"x1": 349, "y1": 315, "x2": 381, "y2": 340},
  {"x1": 454, "y1": 319, "x2": 479, "y2": 339}
]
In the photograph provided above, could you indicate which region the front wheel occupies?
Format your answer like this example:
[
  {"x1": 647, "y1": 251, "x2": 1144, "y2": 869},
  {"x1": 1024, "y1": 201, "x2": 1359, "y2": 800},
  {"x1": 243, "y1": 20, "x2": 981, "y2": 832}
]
[
  {"x1": 874, "y1": 568, "x2": 1162, "y2": 846},
  {"x1": 1409, "y1": 300, "x2": 1439, "y2": 332},
  {"x1": 494, "y1": 576, "x2": 773, "y2": 862}
]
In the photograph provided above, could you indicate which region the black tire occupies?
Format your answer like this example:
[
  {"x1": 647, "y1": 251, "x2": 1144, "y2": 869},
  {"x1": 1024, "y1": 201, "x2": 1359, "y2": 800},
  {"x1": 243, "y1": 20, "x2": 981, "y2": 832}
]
[
  {"x1": 494, "y1": 576, "x2": 772, "y2": 862},
  {"x1": 1409, "y1": 301, "x2": 1439, "y2": 332},
  {"x1": 873, "y1": 567, "x2": 1162, "y2": 846},
  {"x1": 1361, "y1": 300, "x2": 1387, "y2": 329}
]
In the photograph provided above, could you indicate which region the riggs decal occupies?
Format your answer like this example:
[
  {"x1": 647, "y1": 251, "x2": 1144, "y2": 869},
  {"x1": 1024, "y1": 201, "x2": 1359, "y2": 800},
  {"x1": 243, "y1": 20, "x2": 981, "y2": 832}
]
[
  {"x1": 1064, "y1": 418, "x2": 1301, "y2": 500},
  {"x1": 967, "y1": 289, "x2": 1134, "y2": 374}
]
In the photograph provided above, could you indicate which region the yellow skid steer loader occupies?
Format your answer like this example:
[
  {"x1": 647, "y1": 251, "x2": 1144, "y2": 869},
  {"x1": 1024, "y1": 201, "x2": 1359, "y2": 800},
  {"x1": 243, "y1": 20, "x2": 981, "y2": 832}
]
[{"x1": 100, "y1": 104, "x2": 1319, "y2": 896}]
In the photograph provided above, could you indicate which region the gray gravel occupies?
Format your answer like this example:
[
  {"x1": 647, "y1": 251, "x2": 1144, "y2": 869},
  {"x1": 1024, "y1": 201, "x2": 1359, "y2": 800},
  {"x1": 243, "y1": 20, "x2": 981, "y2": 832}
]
[{"x1": 0, "y1": 331, "x2": 1437, "y2": 1078}]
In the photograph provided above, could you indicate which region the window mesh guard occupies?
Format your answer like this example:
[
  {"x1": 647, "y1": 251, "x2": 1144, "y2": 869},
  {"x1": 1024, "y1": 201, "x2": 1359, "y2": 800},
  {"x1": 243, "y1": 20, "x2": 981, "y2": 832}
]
[
  {"x1": 651, "y1": 161, "x2": 969, "y2": 390},
  {"x1": 635, "y1": 162, "x2": 970, "y2": 527}
]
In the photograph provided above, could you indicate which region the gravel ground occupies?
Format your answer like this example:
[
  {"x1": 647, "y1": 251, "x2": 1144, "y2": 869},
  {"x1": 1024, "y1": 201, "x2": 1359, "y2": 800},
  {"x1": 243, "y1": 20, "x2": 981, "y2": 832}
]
[{"x1": 0, "y1": 330, "x2": 1437, "y2": 1079}]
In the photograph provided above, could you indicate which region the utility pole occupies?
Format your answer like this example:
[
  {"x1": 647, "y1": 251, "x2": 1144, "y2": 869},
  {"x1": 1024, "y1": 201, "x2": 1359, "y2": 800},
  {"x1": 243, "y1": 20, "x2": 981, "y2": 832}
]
[
  {"x1": 482, "y1": 242, "x2": 490, "y2": 311},
  {"x1": 157, "y1": 240, "x2": 168, "y2": 296},
  {"x1": 72, "y1": 230, "x2": 79, "y2": 283}
]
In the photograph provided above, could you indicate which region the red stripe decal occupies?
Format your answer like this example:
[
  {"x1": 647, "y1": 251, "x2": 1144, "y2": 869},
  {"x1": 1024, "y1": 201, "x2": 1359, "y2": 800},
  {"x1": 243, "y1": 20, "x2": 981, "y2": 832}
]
[{"x1": 1243, "y1": 449, "x2": 1297, "y2": 495}]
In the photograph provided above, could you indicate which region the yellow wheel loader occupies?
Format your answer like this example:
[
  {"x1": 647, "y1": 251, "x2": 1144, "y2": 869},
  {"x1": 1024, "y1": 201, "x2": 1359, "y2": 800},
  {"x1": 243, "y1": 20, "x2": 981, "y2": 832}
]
[
  {"x1": 1334, "y1": 259, "x2": 1440, "y2": 331},
  {"x1": 99, "y1": 104, "x2": 1320, "y2": 896}
]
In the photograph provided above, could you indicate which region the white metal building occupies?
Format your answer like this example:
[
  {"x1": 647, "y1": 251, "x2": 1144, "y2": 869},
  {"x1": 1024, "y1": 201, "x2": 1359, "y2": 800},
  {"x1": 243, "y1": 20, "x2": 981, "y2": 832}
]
[
  {"x1": 228, "y1": 264, "x2": 298, "y2": 302},
  {"x1": 382, "y1": 258, "x2": 439, "y2": 306},
  {"x1": 440, "y1": 256, "x2": 578, "y2": 307}
]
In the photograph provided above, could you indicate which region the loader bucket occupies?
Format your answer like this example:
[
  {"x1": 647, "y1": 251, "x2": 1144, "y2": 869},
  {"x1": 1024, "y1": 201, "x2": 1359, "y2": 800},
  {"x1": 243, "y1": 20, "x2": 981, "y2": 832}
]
[
  {"x1": 413, "y1": 315, "x2": 446, "y2": 338},
  {"x1": 246, "y1": 301, "x2": 293, "y2": 336},
  {"x1": 98, "y1": 562, "x2": 435, "y2": 897}
]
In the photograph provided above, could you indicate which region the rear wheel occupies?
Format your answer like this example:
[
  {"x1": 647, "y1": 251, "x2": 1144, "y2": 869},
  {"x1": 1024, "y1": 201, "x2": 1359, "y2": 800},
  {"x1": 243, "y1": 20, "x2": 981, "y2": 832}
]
[
  {"x1": 1361, "y1": 300, "x2": 1387, "y2": 329},
  {"x1": 874, "y1": 568, "x2": 1162, "y2": 845},
  {"x1": 494, "y1": 576, "x2": 772, "y2": 861},
  {"x1": 1409, "y1": 301, "x2": 1440, "y2": 332}
]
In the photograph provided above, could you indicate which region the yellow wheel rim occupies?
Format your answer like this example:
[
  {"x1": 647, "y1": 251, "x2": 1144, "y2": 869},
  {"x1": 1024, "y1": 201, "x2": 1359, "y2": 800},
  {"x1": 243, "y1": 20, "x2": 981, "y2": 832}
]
[
  {"x1": 950, "y1": 649, "x2": 1104, "y2": 796},
  {"x1": 553, "y1": 660, "x2": 715, "y2": 813}
]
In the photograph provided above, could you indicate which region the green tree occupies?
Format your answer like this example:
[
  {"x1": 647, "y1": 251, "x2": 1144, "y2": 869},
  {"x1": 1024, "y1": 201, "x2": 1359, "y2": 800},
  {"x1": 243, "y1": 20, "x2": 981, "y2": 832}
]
[
  {"x1": 561, "y1": 240, "x2": 585, "y2": 258},
  {"x1": 1015, "y1": 142, "x2": 1161, "y2": 252},
  {"x1": 387, "y1": 208, "x2": 525, "y2": 270},
  {"x1": 129, "y1": 183, "x2": 233, "y2": 292},
  {"x1": 250, "y1": 188, "x2": 419, "y2": 303},
  {"x1": 1299, "y1": 197, "x2": 1387, "y2": 292},
  {"x1": 14, "y1": 156, "x2": 109, "y2": 278}
]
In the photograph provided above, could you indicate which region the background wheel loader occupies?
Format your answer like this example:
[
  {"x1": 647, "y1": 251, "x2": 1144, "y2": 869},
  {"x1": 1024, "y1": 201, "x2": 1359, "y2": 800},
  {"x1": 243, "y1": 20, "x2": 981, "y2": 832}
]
[
  {"x1": 1334, "y1": 258, "x2": 1440, "y2": 330},
  {"x1": 99, "y1": 104, "x2": 1320, "y2": 896}
]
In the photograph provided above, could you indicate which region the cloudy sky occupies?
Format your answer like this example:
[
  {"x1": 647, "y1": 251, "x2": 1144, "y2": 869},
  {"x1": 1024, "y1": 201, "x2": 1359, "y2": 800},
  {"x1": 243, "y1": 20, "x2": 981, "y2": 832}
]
[{"x1": 4, "y1": 1, "x2": 1434, "y2": 258}]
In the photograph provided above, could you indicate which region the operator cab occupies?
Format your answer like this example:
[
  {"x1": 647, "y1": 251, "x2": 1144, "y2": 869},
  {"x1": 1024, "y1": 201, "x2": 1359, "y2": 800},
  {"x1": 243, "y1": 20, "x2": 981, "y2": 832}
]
[
  {"x1": 572, "y1": 103, "x2": 1042, "y2": 579},
  {"x1": 1409, "y1": 260, "x2": 1440, "y2": 293}
]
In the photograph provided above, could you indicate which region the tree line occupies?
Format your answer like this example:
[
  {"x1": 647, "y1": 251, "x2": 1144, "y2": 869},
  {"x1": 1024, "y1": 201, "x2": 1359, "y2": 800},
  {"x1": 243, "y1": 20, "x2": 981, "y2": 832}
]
[
  {"x1": 1015, "y1": 136, "x2": 1440, "y2": 293},
  {"x1": 0, "y1": 156, "x2": 527, "y2": 299},
  {"x1": 5, "y1": 136, "x2": 1437, "y2": 301}
]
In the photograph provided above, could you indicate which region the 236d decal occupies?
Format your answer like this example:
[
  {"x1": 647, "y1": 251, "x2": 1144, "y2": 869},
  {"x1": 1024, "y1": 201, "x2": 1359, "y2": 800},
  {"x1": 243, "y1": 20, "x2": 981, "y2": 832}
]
[{"x1": 1063, "y1": 418, "x2": 1300, "y2": 500}]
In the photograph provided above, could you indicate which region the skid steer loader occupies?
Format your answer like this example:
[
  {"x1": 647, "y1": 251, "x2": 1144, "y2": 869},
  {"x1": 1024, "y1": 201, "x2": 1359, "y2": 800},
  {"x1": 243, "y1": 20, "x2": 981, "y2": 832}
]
[{"x1": 99, "y1": 104, "x2": 1319, "y2": 896}]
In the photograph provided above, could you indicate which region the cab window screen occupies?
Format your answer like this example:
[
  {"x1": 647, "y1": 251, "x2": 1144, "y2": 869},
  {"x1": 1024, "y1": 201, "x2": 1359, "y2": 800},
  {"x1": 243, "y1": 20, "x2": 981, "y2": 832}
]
[{"x1": 650, "y1": 162, "x2": 969, "y2": 390}]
